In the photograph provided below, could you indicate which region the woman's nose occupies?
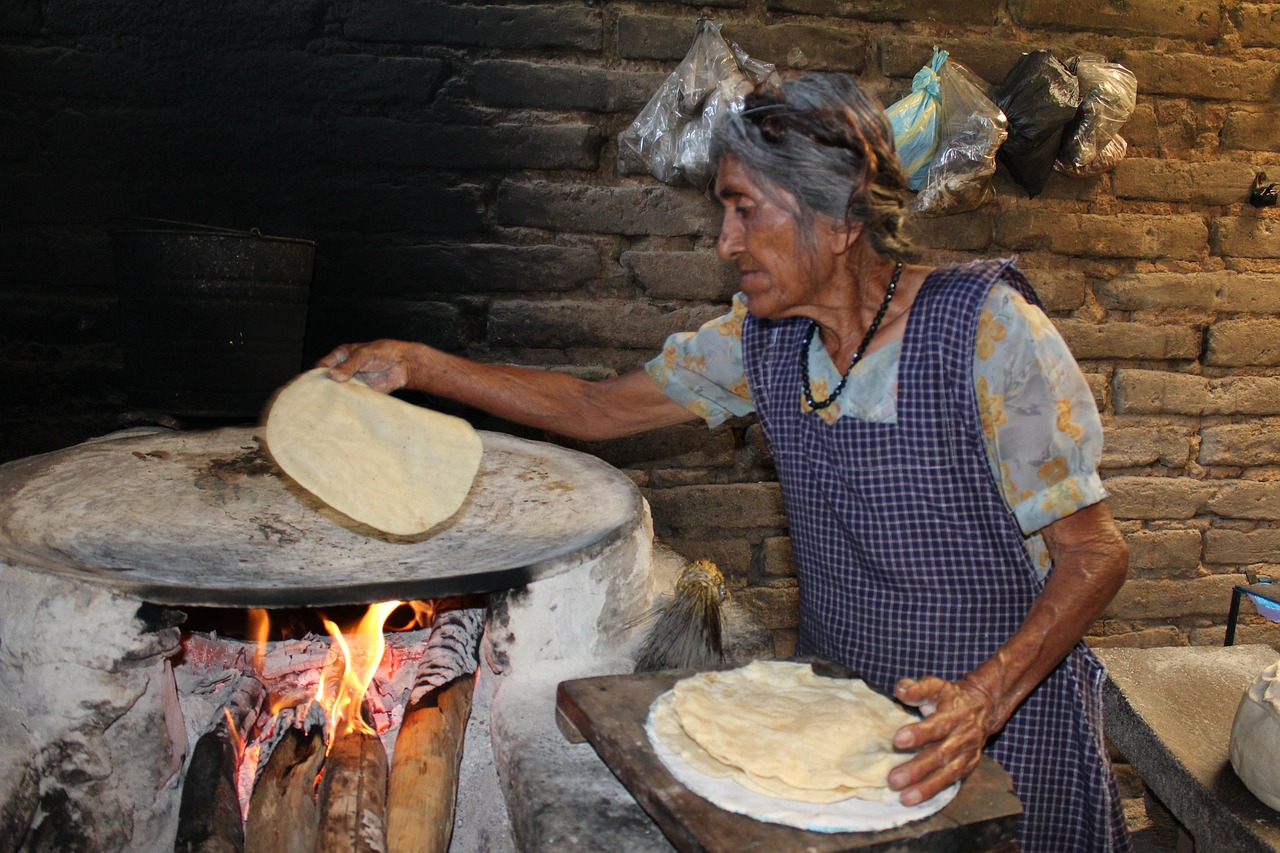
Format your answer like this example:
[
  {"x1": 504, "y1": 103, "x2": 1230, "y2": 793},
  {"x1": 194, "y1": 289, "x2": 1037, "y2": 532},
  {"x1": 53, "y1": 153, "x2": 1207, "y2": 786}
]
[{"x1": 717, "y1": 215, "x2": 741, "y2": 260}]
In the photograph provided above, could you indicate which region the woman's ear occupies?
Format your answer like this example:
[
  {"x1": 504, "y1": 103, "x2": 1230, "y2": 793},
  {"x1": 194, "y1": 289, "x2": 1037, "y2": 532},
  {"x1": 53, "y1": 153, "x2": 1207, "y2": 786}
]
[{"x1": 828, "y1": 220, "x2": 864, "y2": 256}]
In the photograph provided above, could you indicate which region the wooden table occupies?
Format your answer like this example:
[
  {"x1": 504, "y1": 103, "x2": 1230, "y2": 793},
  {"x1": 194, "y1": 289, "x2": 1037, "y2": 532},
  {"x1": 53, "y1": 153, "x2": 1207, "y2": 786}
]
[
  {"x1": 555, "y1": 668, "x2": 1021, "y2": 853},
  {"x1": 1097, "y1": 645, "x2": 1280, "y2": 853}
]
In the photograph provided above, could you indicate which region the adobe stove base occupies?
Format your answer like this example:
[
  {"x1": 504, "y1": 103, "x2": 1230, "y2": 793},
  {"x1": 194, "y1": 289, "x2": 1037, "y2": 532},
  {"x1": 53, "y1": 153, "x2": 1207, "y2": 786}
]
[{"x1": 0, "y1": 426, "x2": 700, "y2": 852}]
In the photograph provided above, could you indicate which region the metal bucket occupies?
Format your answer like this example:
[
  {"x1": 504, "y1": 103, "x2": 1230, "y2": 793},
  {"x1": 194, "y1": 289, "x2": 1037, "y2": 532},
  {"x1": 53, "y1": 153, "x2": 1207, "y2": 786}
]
[{"x1": 112, "y1": 221, "x2": 315, "y2": 418}]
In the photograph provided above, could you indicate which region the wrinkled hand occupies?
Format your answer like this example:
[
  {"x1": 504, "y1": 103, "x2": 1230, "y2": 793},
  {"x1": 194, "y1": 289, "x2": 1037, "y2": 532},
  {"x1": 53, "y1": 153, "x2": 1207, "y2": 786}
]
[
  {"x1": 316, "y1": 340, "x2": 415, "y2": 394},
  {"x1": 886, "y1": 675, "x2": 998, "y2": 806}
]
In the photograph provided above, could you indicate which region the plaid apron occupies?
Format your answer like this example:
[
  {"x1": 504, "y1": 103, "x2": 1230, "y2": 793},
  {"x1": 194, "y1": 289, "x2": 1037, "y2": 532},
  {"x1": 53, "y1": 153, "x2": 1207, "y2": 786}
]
[{"x1": 742, "y1": 259, "x2": 1131, "y2": 852}]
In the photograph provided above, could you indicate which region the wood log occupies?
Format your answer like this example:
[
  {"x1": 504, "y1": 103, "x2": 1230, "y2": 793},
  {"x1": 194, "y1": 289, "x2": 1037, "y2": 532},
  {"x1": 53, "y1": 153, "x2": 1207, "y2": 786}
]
[
  {"x1": 243, "y1": 726, "x2": 324, "y2": 853},
  {"x1": 173, "y1": 723, "x2": 244, "y2": 853},
  {"x1": 174, "y1": 674, "x2": 264, "y2": 853},
  {"x1": 315, "y1": 720, "x2": 389, "y2": 853},
  {"x1": 386, "y1": 674, "x2": 476, "y2": 853}
]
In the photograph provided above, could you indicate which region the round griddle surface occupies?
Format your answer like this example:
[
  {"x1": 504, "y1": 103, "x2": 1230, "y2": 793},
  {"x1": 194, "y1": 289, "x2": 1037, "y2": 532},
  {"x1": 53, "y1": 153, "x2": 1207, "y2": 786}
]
[{"x1": 0, "y1": 426, "x2": 642, "y2": 607}]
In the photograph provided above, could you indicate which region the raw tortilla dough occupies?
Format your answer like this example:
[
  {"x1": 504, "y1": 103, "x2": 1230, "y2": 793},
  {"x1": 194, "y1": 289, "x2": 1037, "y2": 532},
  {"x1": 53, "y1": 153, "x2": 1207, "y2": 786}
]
[
  {"x1": 651, "y1": 691, "x2": 881, "y2": 803},
  {"x1": 665, "y1": 660, "x2": 917, "y2": 797},
  {"x1": 264, "y1": 368, "x2": 483, "y2": 535}
]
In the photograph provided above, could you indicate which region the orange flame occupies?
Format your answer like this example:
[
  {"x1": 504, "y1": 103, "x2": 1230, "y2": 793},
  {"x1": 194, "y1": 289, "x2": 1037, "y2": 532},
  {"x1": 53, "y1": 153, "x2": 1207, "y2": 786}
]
[
  {"x1": 317, "y1": 600, "x2": 403, "y2": 735},
  {"x1": 247, "y1": 608, "x2": 270, "y2": 672}
]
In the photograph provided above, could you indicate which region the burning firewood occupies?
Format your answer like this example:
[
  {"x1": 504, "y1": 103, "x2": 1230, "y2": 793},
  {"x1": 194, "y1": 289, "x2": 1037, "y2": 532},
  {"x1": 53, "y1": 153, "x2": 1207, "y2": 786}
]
[
  {"x1": 386, "y1": 605, "x2": 484, "y2": 853},
  {"x1": 316, "y1": 706, "x2": 390, "y2": 853},
  {"x1": 243, "y1": 726, "x2": 324, "y2": 853},
  {"x1": 174, "y1": 673, "x2": 265, "y2": 853}
]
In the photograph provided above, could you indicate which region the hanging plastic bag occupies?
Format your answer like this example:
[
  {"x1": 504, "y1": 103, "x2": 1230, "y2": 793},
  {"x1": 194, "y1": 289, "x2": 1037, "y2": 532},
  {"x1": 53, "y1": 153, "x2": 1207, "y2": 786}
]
[
  {"x1": 885, "y1": 48, "x2": 948, "y2": 191},
  {"x1": 1055, "y1": 54, "x2": 1137, "y2": 176},
  {"x1": 619, "y1": 16, "x2": 776, "y2": 192},
  {"x1": 914, "y1": 56, "x2": 1008, "y2": 216},
  {"x1": 994, "y1": 50, "x2": 1080, "y2": 197}
]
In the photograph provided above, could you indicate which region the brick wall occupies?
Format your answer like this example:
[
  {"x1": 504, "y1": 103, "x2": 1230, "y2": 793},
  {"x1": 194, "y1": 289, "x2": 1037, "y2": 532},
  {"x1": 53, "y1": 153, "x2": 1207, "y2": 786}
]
[{"x1": 2, "y1": 0, "x2": 1278, "y2": 650}]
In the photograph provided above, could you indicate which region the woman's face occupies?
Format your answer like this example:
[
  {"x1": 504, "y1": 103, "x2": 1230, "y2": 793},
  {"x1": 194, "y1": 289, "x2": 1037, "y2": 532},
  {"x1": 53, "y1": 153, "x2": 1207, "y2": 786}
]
[{"x1": 714, "y1": 155, "x2": 840, "y2": 321}]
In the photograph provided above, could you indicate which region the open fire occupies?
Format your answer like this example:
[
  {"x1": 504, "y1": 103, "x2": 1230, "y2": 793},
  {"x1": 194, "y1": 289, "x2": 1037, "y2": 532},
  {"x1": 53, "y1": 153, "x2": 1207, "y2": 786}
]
[{"x1": 173, "y1": 600, "x2": 484, "y2": 853}]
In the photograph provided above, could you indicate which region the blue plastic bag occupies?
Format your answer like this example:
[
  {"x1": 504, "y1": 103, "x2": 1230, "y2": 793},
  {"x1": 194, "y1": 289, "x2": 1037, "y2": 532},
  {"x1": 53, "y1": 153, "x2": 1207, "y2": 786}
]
[{"x1": 886, "y1": 48, "x2": 947, "y2": 191}]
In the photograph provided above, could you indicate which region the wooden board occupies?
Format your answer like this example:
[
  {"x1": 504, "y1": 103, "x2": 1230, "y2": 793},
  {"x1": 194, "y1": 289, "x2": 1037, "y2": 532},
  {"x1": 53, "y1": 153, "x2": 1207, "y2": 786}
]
[{"x1": 556, "y1": 669, "x2": 1022, "y2": 853}]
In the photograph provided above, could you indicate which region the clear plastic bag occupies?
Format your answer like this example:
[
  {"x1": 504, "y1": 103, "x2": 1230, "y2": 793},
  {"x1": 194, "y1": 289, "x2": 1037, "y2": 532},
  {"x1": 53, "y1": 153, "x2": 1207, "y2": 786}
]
[
  {"x1": 886, "y1": 47, "x2": 948, "y2": 191},
  {"x1": 914, "y1": 56, "x2": 1008, "y2": 217},
  {"x1": 1055, "y1": 54, "x2": 1137, "y2": 175},
  {"x1": 619, "y1": 17, "x2": 776, "y2": 192}
]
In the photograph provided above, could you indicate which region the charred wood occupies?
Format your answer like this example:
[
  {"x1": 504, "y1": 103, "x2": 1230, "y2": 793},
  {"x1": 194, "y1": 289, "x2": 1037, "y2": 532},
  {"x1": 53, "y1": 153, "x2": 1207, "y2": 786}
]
[
  {"x1": 315, "y1": 713, "x2": 388, "y2": 853},
  {"x1": 244, "y1": 726, "x2": 324, "y2": 853}
]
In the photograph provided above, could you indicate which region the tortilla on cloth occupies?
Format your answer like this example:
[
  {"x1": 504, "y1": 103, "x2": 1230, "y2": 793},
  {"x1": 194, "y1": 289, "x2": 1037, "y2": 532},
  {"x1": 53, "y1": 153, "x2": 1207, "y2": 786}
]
[
  {"x1": 656, "y1": 660, "x2": 918, "y2": 802},
  {"x1": 264, "y1": 368, "x2": 482, "y2": 535}
]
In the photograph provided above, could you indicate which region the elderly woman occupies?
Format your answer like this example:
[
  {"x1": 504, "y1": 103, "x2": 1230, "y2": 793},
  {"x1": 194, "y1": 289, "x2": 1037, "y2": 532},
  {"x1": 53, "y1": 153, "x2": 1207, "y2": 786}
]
[{"x1": 321, "y1": 73, "x2": 1131, "y2": 852}]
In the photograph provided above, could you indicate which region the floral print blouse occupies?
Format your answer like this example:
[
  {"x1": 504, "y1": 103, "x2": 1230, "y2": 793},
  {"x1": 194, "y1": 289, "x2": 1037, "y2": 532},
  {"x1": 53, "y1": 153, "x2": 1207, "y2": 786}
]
[{"x1": 645, "y1": 282, "x2": 1106, "y2": 578}]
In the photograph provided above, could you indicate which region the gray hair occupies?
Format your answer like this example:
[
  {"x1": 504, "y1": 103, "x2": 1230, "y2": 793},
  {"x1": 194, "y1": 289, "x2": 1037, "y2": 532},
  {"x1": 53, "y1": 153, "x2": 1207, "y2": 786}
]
[{"x1": 710, "y1": 73, "x2": 913, "y2": 260}]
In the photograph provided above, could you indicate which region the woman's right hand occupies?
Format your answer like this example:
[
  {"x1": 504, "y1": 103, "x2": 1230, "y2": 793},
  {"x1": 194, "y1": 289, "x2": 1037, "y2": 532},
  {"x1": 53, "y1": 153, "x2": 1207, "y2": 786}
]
[{"x1": 316, "y1": 339, "x2": 419, "y2": 394}]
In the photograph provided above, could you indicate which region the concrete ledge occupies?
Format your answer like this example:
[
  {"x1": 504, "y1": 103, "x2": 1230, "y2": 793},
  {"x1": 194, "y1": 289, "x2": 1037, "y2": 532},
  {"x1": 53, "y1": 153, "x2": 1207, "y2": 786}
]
[{"x1": 1096, "y1": 645, "x2": 1280, "y2": 853}]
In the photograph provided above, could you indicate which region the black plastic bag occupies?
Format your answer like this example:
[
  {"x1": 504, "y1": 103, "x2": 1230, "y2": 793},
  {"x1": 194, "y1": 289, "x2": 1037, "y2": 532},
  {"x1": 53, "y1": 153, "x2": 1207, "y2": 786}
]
[{"x1": 994, "y1": 50, "x2": 1080, "y2": 197}]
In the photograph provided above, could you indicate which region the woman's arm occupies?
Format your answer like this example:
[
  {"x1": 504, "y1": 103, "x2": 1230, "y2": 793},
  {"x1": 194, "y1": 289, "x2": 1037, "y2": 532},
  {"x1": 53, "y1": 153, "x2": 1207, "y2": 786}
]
[
  {"x1": 885, "y1": 499, "x2": 1129, "y2": 805},
  {"x1": 318, "y1": 339, "x2": 696, "y2": 441}
]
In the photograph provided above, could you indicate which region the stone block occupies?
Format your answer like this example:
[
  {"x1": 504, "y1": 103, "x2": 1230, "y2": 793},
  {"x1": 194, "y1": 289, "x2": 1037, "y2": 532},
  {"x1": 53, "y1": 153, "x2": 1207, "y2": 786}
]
[
  {"x1": 1009, "y1": 0, "x2": 1219, "y2": 40},
  {"x1": 732, "y1": 584, "x2": 799, "y2": 630},
  {"x1": 1200, "y1": 419, "x2": 1280, "y2": 466},
  {"x1": 564, "y1": 424, "x2": 736, "y2": 470},
  {"x1": 300, "y1": 180, "x2": 485, "y2": 234},
  {"x1": 335, "y1": 244, "x2": 601, "y2": 296},
  {"x1": 616, "y1": 15, "x2": 700, "y2": 61},
  {"x1": 645, "y1": 483, "x2": 788, "y2": 533},
  {"x1": 1026, "y1": 269, "x2": 1088, "y2": 312},
  {"x1": 1086, "y1": 626, "x2": 1186, "y2": 650},
  {"x1": 1101, "y1": 575, "x2": 1242, "y2": 620},
  {"x1": 1116, "y1": 50, "x2": 1280, "y2": 101},
  {"x1": 1223, "y1": 107, "x2": 1280, "y2": 152},
  {"x1": 1125, "y1": 529, "x2": 1203, "y2": 575},
  {"x1": 264, "y1": 53, "x2": 446, "y2": 105},
  {"x1": 1205, "y1": 319, "x2": 1280, "y2": 367},
  {"x1": 720, "y1": 23, "x2": 869, "y2": 72},
  {"x1": 1114, "y1": 370, "x2": 1210, "y2": 416},
  {"x1": 1056, "y1": 320, "x2": 1201, "y2": 361},
  {"x1": 0, "y1": 293, "x2": 115, "y2": 346},
  {"x1": 877, "y1": 36, "x2": 1021, "y2": 85},
  {"x1": 1210, "y1": 217, "x2": 1280, "y2": 259},
  {"x1": 1102, "y1": 423, "x2": 1199, "y2": 469},
  {"x1": 661, "y1": 537, "x2": 754, "y2": 580},
  {"x1": 1111, "y1": 159, "x2": 1258, "y2": 205},
  {"x1": 767, "y1": 0, "x2": 1001, "y2": 26},
  {"x1": 1209, "y1": 481, "x2": 1280, "y2": 521},
  {"x1": 469, "y1": 61, "x2": 666, "y2": 114},
  {"x1": 497, "y1": 181, "x2": 718, "y2": 237},
  {"x1": 1096, "y1": 271, "x2": 1280, "y2": 312},
  {"x1": 906, "y1": 213, "x2": 993, "y2": 252},
  {"x1": 333, "y1": 119, "x2": 601, "y2": 171},
  {"x1": 1235, "y1": 3, "x2": 1280, "y2": 48},
  {"x1": 995, "y1": 210, "x2": 1207, "y2": 260},
  {"x1": 621, "y1": 250, "x2": 738, "y2": 301},
  {"x1": 309, "y1": 298, "x2": 468, "y2": 352},
  {"x1": 761, "y1": 536, "x2": 796, "y2": 578},
  {"x1": 1103, "y1": 476, "x2": 1208, "y2": 520},
  {"x1": 1205, "y1": 528, "x2": 1280, "y2": 565},
  {"x1": 347, "y1": 2, "x2": 601, "y2": 51},
  {"x1": 487, "y1": 299, "x2": 723, "y2": 350},
  {"x1": 1115, "y1": 370, "x2": 1280, "y2": 417}
]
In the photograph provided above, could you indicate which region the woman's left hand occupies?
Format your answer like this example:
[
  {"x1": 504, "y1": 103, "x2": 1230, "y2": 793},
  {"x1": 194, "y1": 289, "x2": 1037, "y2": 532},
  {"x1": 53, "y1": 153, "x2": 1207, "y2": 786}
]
[{"x1": 885, "y1": 674, "x2": 998, "y2": 806}]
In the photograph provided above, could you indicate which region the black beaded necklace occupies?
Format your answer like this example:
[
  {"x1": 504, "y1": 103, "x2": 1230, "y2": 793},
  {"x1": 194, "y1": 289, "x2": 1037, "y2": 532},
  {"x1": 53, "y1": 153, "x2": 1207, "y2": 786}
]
[{"x1": 801, "y1": 260, "x2": 903, "y2": 412}]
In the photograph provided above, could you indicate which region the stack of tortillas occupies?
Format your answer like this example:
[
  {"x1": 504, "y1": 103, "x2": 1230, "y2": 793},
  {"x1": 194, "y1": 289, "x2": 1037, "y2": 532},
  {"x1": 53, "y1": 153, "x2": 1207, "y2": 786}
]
[
  {"x1": 264, "y1": 368, "x2": 483, "y2": 536},
  {"x1": 650, "y1": 660, "x2": 918, "y2": 804}
]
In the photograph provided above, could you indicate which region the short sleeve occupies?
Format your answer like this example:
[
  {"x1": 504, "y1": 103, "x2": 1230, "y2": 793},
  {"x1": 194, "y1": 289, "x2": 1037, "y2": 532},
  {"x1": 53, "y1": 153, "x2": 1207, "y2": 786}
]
[
  {"x1": 974, "y1": 285, "x2": 1107, "y2": 538},
  {"x1": 645, "y1": 293, "x2": 755, "y2": 428}
]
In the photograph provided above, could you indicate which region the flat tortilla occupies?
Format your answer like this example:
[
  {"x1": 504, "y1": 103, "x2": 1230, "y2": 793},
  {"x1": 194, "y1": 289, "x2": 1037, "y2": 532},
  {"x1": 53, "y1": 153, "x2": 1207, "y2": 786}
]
[
  {"x1": 666, "y1": 661, "x2": 917, "y2": 797},
  {"x1": 264, "y1": 368, "x2": 482, "y2": 536}
]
